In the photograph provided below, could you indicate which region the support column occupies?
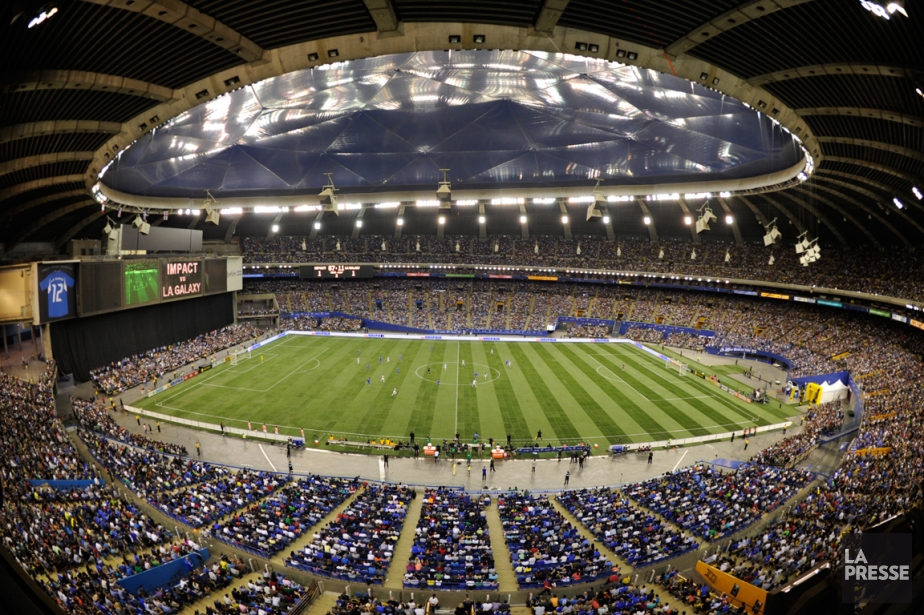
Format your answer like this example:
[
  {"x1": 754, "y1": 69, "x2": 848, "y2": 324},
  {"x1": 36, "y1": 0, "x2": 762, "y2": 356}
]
[
  {"x1": 394, "y1": 205, "x2": 405, "y2": 239},
  {"x1": 636, "y1": 200, "x2": 659, "y2": 243},
  {"x1": 519, "y1": 202, "x2": 529, "y2": 239},
  {"x1": 559, "y1": 200, "x2": 572, "y2": 240},
  {"x1": 41, "y1": 323, "x2": 52, "y2": 362},
  {"x1": 677, "y1": 199, "x2": 701, "y2": 244}
]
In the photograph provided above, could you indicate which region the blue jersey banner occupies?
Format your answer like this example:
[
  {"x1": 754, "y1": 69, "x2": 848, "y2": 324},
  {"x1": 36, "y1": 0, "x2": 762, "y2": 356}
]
[{"x1": 37, "y1": 262, "x2": 78, "y2": 322}]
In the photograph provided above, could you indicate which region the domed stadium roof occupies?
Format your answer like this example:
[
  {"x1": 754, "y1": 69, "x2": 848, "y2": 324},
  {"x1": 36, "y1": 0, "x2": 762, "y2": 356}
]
[
  {"x1": 99, "y1": 50, "x2": 802, "y2": 198},
  {"x1": 0, "y1": 0, "x2": 921, "y2": 249}
]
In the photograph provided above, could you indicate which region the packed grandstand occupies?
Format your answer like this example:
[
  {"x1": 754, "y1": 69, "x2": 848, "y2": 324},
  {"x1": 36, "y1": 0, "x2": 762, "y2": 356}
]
[{"x1": 1, "y1": 264, "x2": 921, "y2": 614}]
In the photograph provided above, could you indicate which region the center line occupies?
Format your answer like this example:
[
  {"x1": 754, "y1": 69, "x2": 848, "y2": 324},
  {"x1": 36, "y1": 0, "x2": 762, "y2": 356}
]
[
  {"x1": 454, "y1": 342, "x2": 460, "y2": 434},
  {"x1": 258, "y1": 444, "x2": 277, "y2": 472}
]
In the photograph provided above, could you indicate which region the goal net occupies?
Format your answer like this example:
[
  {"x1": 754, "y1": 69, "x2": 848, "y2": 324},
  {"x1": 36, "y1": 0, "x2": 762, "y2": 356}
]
[
  {"x1": 667, "y1": 358, "x2": 685, "y2": 376},
  {"x1": 230, "y1": 352, "x2": 238, "y2": 366}
]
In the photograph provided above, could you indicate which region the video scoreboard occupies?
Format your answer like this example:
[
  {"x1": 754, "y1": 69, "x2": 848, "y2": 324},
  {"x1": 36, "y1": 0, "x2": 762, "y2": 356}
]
[
  {"x1": 299, "y1": 264, "x2": 375, "y2": 279},
  {"x1": 32, "y1": 256, "x2": 243, "y2": 323}
]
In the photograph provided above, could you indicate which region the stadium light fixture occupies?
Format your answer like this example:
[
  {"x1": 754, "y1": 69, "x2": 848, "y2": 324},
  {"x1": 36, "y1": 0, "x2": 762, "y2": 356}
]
[
  {"x1": 319, "y1": 172, "x2": 339, "y2": 215},
  {"x1": 763, "y1": 218, "x2": 782, "y2": 246},
  {"x1": 397, "y1": 218, "x2": 404, "y2": 226},
  {"x1": 695, "y1": 204, "x2": 717, "y2": 233},
  {"x1": 27, "y1": 4, "x2": 58, "y2": 28},
  {"x1": 602, "y1": 216, "x2": 610, "y2": 224},
  {"x1": 272, "y1": 224, "x2": 279, "y2": 232},
  {"x1": 724, "y1": 215, "x2": 734, "y2": 224},
  {"x1": 355, "y1": 220, "x2": 362, "y2": 228},
  {"x1": 684, "y1": 216, "x2": 692, "y2": 225},
  {"x1": 478, "y1": 216, "x2": 486, "y2": 223},
  {"x1": 437, "y1": 168, "x2": 452, "y2": 209},
  {"x1": 519, "y1": 215, "x2": 527, "y2": 224},
  {"x1": 561, "y1": 215, "x2": 569, "y2": 224},
  {"x1": 643, "y1": 216, "x2": 651, "y2": 225},
  {"x1": 139, "y1": 221, "x2": 151, "y2": 235},
  {"x1": 913, "y1": 186, "x2": 923, "y2": 200},
  {"x1": 438, "y1": 216, "x2": 445, "y2": 225},
  {"x1": 893, "y1": 197, "x2": 905, "y2": 209}
]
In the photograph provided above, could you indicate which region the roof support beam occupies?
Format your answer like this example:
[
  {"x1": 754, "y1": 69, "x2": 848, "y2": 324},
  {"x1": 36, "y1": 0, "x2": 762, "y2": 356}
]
[
  {"x1": 362, "y1": 0, "x2": 403, "y2": 37},
  {"x1": 310, "y1": 211, "x2": 323, "y2": 239},
  {"x1": 814, "y1": 169, "x2": 924, "y2": 214},
  {"x1": 748, "y1": 63, "x2": 913, "y2": 87},
  {"x1": 2, "y1": 189, "x2": 87, "y2": 219},
  {"x1": 82, "y1": 0, "x2": 264, "y2": 62},
  {"x1": 394, "y1": 205, "x2": 405, "y2": 239},
  {"x1": 636, "y1": 200, "x2": 659, "y2": 243},
  {"x1": 534, "y1": 0, "x2": 571, "y2": 34},
  {"x1": 807, "y1": 181, "x2": 922, "y2": 242},
  {"x1": 666, "y1": 0, "x2": 812, "y2": 56},
  {"x1": 823, "y1": 156, "x2": 923, "y2": 186},
  {"x1": 8, "y1": 199, "x2": 96, "y2": 250},
  {"x1": 817, "y1": 136, "x2": 924, "y2": 164},
  {"x1": 0, "y1": 175, "x2": 85, "y2": 202},
  {"x1": 478, "y1": 203, "x2": 486, "y2": 240},
  {"x1": 519, "y1": 202, "x2": 529, "y2": 240},
  {"x1": 0, "y1": 152, "x2": 95, "y2": 179},
  {"x1": 791, "y1": 187, "x2": 887, "y2": 247},
  {"x1": 737, "y1": 196, "x2": 771, "y2": 228},
  {"x1": 224, "y1": 215, "x2": 242, "y2": 242},
  {"x1": 716, "y1": 198, "x2": 744, "y2": 246},
  {"x1": 0, "y1": 121, "x2": 122, "y2": 145},
  {"x1": 798, "y1": 108, "x2": 924, "y2": 129},
  {"x1": 351, "y1": 208, "x2": 365, "y2": 239},
  {"x1": 55, "y1": 210, "x2": 106, "y2": 250},
  {"x1": 0, "y1": 70, "x2": 173, "y2": 100},
  {"x1": 773, "y1": 192, "x2": 850, "y2": 247},
  {"x1": 677, "y1": 200, "x2": 700, "y2": 244},
  {"x1": 559, "y1": 201, "x2": 572, "y2": 240}
]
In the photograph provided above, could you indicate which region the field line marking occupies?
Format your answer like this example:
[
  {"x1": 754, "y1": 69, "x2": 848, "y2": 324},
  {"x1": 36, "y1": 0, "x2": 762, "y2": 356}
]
[
  {"x1": 454, "y1": 342, "x2": 460, "y2": 434},
  {"x1": 581, "y1": 348, "x2": 651, "y2": 402},
  {"x1": 263, "y1": 347, "x2": 330, "y2": 393},
  {"x1": 672, "y1": 449, "x2": 689, "y2": 472},
  {"x1": 259, "y1": 444, "x2": 277, "y2": 472}
]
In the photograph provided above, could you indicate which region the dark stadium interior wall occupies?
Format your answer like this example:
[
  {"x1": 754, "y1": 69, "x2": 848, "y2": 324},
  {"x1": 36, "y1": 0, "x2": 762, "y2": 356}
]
[{"x1": 50, "y1": 293, "x2": 234, "y2": 382}]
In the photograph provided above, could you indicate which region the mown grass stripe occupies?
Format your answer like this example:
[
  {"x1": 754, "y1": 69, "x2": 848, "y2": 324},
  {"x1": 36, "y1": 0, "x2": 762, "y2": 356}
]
[
  {"x1": 485, "y1": 343, "x2": 531, "y2": 441},
  {"x1": 557, "y1": 344, "x2": 670, "y2": 441},
  {"x1": 606, "y1": 344, "x2": 764, "y2": 426},
  {"x1": 406, "y1": 342, "x2": 448, "y2": 438},
  {"x1": 533, "y1": 344, "x2": 625, "y2": 441},
  {"x1": 455, "y1": 342, "x2": 481, "y2": 439},
  {"x1": 507, "y1": 343, "x2": 581, "y2": 442}
]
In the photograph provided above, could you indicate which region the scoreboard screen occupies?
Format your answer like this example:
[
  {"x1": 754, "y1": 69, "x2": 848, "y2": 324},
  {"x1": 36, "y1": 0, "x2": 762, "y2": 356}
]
[
  {"x1": 300, "y1": 265, "x2": 375, "y2": 279},
  {"x1": 160, "y1": 260, "x2": 202, "y2": 300},
  {"x1": 124, "y1": 260, "x2": 159, "y2": 306}
]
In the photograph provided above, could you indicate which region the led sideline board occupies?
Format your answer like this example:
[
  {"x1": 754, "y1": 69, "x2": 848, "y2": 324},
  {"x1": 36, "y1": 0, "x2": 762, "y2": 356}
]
[
  {"x1": 124, "y1": 260, "x2": 159, "y2": 306},
  {"x1": 299, "y1": 265, "x2": 375, "y2": 279},
  {"x1": 161, "y1": 260, "x2": 202, "y2": 299}
]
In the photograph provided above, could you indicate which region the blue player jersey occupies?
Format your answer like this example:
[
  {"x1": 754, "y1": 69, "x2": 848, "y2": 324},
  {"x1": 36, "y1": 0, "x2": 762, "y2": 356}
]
[{"x1": 39, "y1": 270, "x2": 75, "y2": 318}]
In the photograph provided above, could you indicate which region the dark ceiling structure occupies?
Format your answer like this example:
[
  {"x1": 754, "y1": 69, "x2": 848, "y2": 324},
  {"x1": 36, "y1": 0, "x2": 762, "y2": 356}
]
[{"x1": 0, "y1": 0, "x2": 922, "y2": 252}]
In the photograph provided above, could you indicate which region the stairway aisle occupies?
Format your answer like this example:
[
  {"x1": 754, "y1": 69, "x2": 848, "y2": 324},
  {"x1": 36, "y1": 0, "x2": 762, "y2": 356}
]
[
  {"x1": 548, "y1": 498, "x2": 674, "y2": 606},
  {"x1": 304, "y1": 591, "x2": 343, "y2": 615},
  {"x1": 382, "y1": 489, "x2": 425, "y2": 589},
  {"x1": 484, "y1": 496, "x2": 519, "y2": 592},
  {"x1": 267, "y1": 488, "x2": 363, "y2": 566},
  {"x1": 178, "y1": 570, "x2": 264, "y2": 615}
]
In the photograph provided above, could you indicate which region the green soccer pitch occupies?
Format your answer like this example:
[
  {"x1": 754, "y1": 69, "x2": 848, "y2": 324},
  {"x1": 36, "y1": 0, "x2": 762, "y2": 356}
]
[{"x1": 135, "y1": 335, "x2": 791, "y2": 449}]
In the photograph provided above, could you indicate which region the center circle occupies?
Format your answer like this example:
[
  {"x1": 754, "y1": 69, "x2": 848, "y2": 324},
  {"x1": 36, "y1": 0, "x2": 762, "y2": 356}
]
[{"x1": 414, "y1": 362, "x2": 501, "y2": 386}]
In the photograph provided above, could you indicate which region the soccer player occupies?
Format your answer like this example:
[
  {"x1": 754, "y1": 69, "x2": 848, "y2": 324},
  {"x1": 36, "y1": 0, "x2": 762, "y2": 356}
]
[
  {"x1": 399, "y1": 353, "x2": 403, "y2": 361},
  {"x1": 475, "y1": 372, "x2": 479, "y2": 379},
  {"x1": 396, "y1": 367, "x2": 400, "y2": 374},
  {"x1": 366, "y1": 377, "x2": 370, "y2": 385},
  {"x1": 472, "y1": 379, "x2": 477, "y2": 388},
  {"x1": 490, "y1": 348, "x2": 494, "y2": 355},
  {"x1": 437, "y1": 379, "x2": 440, "y2": 386},
  {"x1": 622, "y1": 364, "x2": 625, "y2": 371},
  {"x1": 357, "y1": 357, "x2": 360, "y2": 364},
  {"x1": 427, "y1": 366, "x2": 431, "y2": 374},
  {"x1": 461, "y1": 359, "x2": 465, "y2": 367},
  {"x1": 381, "y1": 374, "x2": 385, "y2": 383},
  {"x1": 379, "y1": 356, "x2": 382, "y2": 364},
  {"x1": 392, "y1": 387, "x2": 397, "y2": 396},
  {"x1": 366, "y1": 364, "x2": 370, "y2": 371},
  {"x1": 484, "y1": 372, "x2": 488, "y2": 380},
  {"x1": 358, "y1": 349, "x2": 361, "y2": 356},
  {"x1": 444, "y1": 363, "x2": 447, "y2": 370},
  {"x1": 387, "y1": 356, "x2": 390, "y2": 363}
]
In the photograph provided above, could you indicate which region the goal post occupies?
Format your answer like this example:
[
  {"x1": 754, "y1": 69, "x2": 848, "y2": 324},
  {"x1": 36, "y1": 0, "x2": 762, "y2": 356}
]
[
  {"x1": 230, "y1": 352, "x2": 238, "y2": 366},
  {"x1": 667, "y1": 357, "x2": 685, "y2": 376}
]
